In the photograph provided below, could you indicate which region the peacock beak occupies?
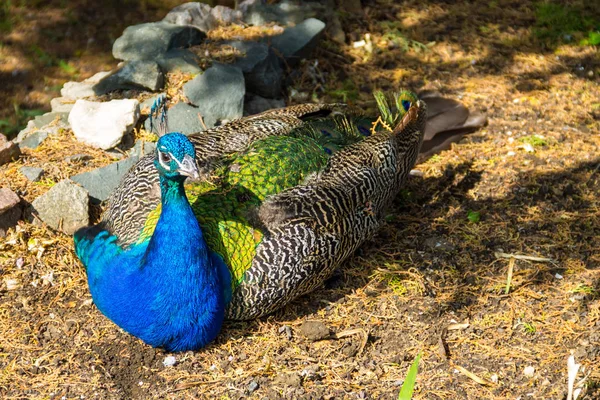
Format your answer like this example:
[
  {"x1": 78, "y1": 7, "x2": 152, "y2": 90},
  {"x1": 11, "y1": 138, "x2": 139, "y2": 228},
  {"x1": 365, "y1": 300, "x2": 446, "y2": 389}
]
[{"x1": 178, "y1": 154, "x2": 200, "y2": 180}]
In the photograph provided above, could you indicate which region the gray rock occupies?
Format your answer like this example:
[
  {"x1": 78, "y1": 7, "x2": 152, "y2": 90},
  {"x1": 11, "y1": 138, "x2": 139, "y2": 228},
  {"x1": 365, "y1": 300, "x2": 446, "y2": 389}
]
[
  {"x1": 71, "y1": 156, "x2": 142, "y2": 203},
  {"x1": 69, "y1": 99, "x2": 140, "y2": 150},
  {"x1": 113, "y1": 21, "x2": 206, "y2": 61},
  {"x1": 164, "y1": 2, "x2": 216, "y2": 32},
  {"x1": 50, "y1": 97, "x2": 76, "y2": 113},
  {"x1": 19, "y1": 131, "x2": 48, "y2": 150},
  {"x1": 19, "y1": 166, "x2": 44, "y2": 182},
  {"x1": 247, "y1": 380, "x2": 259, "y2": 393},
  {"x1": 211, "y1": 5, "x2": 244, "y2": 26},
  {"x1": 130, "y1": 139, "x2": 156, "y2": 157},
  {"x1": 243, "y1": 0, "x2": 312, "y2": 26},
  {"x1": 183, "y1": 63, "x2": 245, "y2": 128},
  {"x1": 144, "y1": 102, "x2": 203, "y2": 136},
  {"x1": 93, "y1": 60, "x2": 164, "y2": 95},
  {"x1": 270, "y1": 18, "x2": 326, "y2": 65},
  {"x1": 16, "y1": 112, "x2": 69, "y2": 143},
  {"x1": 0, "y1": 188, "x2": 21, "y2": 237},
  {"x1": 244, "y1": 93, "x2": 285, "y2": 116},
  {"x1": 61, "y1": 71, "x2": 112, "y2": 99},
  {"x1": 299, "y1": 320, "x2": 330, "y2": 341},
  {"x1": 30, "y1": 180, "x2": 89, "y2": 234},
  {"x1": 157, "y1": 49, "x2": 202, "y2": 75},
  {"x1": 228, "y1": 40, "x2": 283, "y2": 98},
  {"x1": 164, "y1": 3, "x2": 243, "y2": 32},
  {"x1": 0, "y1": 134, "x2": 20, "y2": 165}
]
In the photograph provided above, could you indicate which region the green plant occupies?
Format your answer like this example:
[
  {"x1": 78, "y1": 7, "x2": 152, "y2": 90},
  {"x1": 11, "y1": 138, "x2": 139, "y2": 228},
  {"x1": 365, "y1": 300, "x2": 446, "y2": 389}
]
[
  {"x1": 534, "y1": 2, "x2": 599, "y2": 45},
  {"x1": 0, "y1": 104, "x2": 45, "y2": 137},
  {"x1": 398, "y1": 352, "x2": 422, "y2": 400},
  {"x1": 388, "y1": 276, "x2": 408, "y2": 296},
  {"x1": 571, "y1": 285, "x2": 597, "y2": 296},
  {"x1": 379, "y1": 21, "x2": 432, "y2": 53},
  {"x1": 519, "y1": 135, "x2": 548, "y2": 147},
  {"x1": 523, "y1": 322, "x2": 536, "y2": 335},
  {"x1": 467, "y1": 211, "x2": 481, "y2": 223},
  {"x1": 0, "y1": 0, "x2": 12, "y2": 32},
  {"x1": 328, "y1": 79, "x2": 359, "y2": 103},
  {"x1": 581, "y1": 31, "x2": 600, "y2": 46}
]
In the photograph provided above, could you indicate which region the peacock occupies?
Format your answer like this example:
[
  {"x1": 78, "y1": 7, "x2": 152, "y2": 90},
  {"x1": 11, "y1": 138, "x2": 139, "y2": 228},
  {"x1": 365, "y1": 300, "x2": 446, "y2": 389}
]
[{"x1": 74, "y1": 91, "x2": 428, "y2": 351}]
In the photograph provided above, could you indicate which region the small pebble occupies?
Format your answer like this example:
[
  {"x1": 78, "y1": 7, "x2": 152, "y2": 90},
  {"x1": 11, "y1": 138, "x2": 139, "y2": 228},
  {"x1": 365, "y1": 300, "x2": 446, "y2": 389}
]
[
  {"x1": 555, "y1": 273, "x2": 563, "y2": 280},
  {"x1": 4, "y1": 278, "x2": 19, "y2": 290},
  {"x1": 523, "y1": 366, "x2": 535, "y2": 377},
  {"x1": 248, "y1": 380, "x2": 259, "y2": 392},
  {"x1": 163, "y1": 355, "x2": 176, "y2": 367}
]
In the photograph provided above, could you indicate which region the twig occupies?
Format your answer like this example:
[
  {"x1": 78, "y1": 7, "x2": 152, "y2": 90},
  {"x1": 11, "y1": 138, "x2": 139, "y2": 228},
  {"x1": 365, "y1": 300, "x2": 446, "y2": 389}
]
[
  {"x1": 505, "y1": 257, "x2": 515, "y2": 295},
  {"x1": 494, "y1": 252, "x2": 555, "y2": 263},
  {"x1": 197, "y1": 113, "x2": 208, "y2": 130}
]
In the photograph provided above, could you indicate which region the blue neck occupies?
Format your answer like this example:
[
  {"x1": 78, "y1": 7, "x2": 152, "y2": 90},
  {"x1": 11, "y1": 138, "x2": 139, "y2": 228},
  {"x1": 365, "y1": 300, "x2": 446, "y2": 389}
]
[{"x1": 93, "y1": 174, "x2": 228, "y2": 352}]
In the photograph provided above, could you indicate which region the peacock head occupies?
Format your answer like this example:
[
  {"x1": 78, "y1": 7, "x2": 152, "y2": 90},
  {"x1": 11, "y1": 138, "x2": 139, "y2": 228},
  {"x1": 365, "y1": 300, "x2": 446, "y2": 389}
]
[{"x1": 154, "y1": 132, "x2": 199, "y2": 180}]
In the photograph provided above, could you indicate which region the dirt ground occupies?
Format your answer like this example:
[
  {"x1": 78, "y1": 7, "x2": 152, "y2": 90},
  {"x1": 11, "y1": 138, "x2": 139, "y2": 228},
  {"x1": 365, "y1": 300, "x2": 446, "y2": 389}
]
[{"x1": 1, "y1": 0, "x2": 600, "y2": 399}]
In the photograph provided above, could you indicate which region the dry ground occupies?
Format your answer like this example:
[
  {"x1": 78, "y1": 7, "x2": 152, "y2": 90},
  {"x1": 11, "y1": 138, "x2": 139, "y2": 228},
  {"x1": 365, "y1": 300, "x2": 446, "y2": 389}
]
[{"x1": 1, "y1": 1, "x2": 600, "y2": 399}]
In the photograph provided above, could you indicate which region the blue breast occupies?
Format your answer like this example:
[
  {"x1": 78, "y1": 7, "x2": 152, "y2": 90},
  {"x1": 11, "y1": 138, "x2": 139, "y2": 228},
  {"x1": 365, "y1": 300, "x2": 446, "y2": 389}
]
[{"x1": 74, "y1": 182, "x2": 232, "y2": 352}]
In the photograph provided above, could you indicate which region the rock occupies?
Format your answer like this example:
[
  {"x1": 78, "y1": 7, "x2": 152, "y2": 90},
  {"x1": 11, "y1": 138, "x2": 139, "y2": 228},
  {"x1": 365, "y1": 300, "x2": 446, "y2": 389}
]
[
  {"x1": 274, "y1": 372, "x2": 302, "y2": 388},
  {"x1": 19, "y1": 131, "x2": 48, "y2": 150},
  {"x1": 112, "y1": 21, "x2": 206, "y2": 61},
  {"x1": 71, "y1": 156, "x2": 142, "y2": 203},
  {"x1": 299, "y1": 320, "x2": 330, "y2": 341},
  {"x1": 30, "y1": 180, "x2": 89, "y2": 234},
  {"x1": 228, "y1": 40, "x2": 283, "y2": 98},
  {"x1": 247, "y1": 380, "x2": 259, "y2": 393},
  {"x1": 60, "y1": 71, "x2": 112, "y2": 99},
  {"x1": 270, "y1": 18, "x2": 326, "y2": 66},
  {"x1": 183, "y1": 63, "x2": 245, "y2": 128},
  {"x1": 93, "y1": 60, "x2": 164, "y2": 95},
  {"x1": 50, "y1": 97, "x2": 76, "y2": 113},
  {"x1": 156, "y1": 49, "x2": 202, "y2": 74},
  {"x1": 16, "y1": 112, "x2": 69, "y2": 143},
  {"x1": 19, "y1": 167, "x2": 44, "y2": 182},
  {"x1": 69, "y1": 99, "x2": 140, "y2": 150},
  {"x1": 0, "y1": 188, "x2": 22, "y2": 237},
  {"x1": 328, "y1": 14, "x2": 346, "y2": 44},
  {"x1": 130, "y1": 139, "x2": 156, "y2": 157},
  {"x1": 211, "y1": 5, "x2": 244, "y2": 26},
  {"x1": 0, "y1": 134, "x2": 21, "y2": 166},
  {"x1": 164, "y1": 2, "x2": 215, "y2": 32},
  {"x1": 145, "y1": 102, "x2": 203, "y2": 136},
  {"x1": 243, "y1": 0, "x2": 313, "y2": 26},
  {"x1": 244, "y1": 93, "x2": 285, "y2": 116},
  {"x1": 164, "y1": 3, "x2": 243, "y2": 32}
]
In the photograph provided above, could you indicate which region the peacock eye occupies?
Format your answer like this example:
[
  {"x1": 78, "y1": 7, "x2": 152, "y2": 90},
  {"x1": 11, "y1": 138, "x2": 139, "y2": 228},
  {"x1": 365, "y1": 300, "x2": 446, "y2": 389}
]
[{"x1": 159, "y1": 151, "x2": 172, "y2": 165}]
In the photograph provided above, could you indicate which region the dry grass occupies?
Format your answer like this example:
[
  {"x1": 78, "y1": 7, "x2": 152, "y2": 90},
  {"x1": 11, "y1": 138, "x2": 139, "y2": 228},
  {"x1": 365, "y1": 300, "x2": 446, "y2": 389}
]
[{"x1": 1, "y1": 0, "x2": 600, "y2": 399}]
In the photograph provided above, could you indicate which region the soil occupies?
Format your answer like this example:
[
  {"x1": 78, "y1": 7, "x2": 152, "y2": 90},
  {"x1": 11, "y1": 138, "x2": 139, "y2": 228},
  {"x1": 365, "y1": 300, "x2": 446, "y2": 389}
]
[{"x1": 1, "y1": 1, "x2": 600, "y2": 399}]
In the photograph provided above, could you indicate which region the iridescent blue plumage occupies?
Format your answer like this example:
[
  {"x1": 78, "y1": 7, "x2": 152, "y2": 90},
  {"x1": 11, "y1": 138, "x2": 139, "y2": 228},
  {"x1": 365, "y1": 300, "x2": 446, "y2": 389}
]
[{"x1": 74, "y1": 133, "x2": 231, "y2": 352}]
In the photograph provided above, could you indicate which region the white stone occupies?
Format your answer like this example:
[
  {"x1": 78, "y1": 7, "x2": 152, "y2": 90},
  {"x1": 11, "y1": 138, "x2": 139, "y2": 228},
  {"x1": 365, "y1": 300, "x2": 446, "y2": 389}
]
[
  {"x1": 60, "y1": 71, "x2": 111, "y2": 100},
  {"x1": 162, "y1": 356, "x2": 176, "y2": 367},
  {"x1": 69, "y1": 99, "x2": 140, "y2": 150},
  {"x1": 51, "y1": 97, "x2": 76, "y2": 113},
  {"x1": 523, "y1": 366, "x2": 535, "y2": 377}
]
